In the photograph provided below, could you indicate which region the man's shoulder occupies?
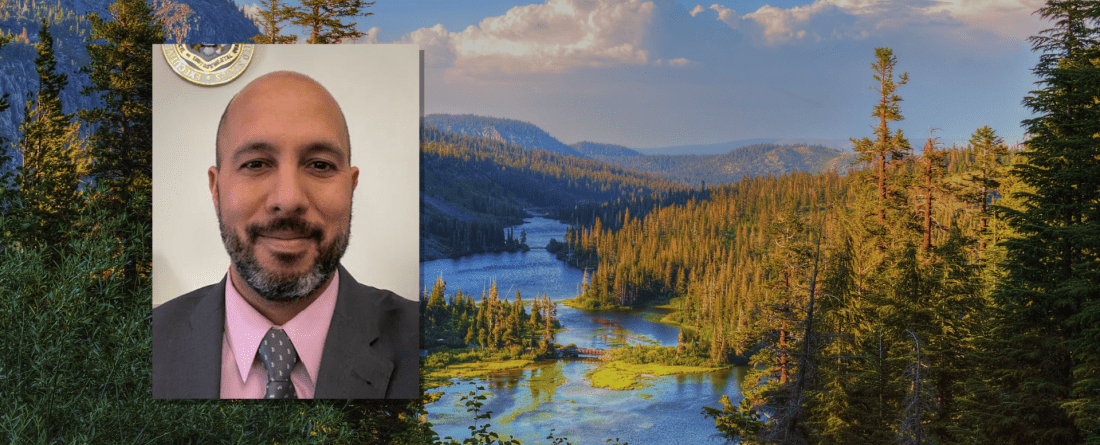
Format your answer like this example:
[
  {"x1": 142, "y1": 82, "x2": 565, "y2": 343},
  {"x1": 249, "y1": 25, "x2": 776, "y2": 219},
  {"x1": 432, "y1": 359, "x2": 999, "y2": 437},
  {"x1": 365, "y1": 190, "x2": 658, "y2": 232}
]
[
  {"x1": 332, "y1": 269, "x2": 419, "y2": 399},
  {"x1": 153, "y1": 282, "x2": 223, "y2": 327},
  {"x1": 151, "y1": 280, "x2": 226, "y2": 399},
  {"x1": 337, "y1": 271, "x2": 416, "y2": 315}
]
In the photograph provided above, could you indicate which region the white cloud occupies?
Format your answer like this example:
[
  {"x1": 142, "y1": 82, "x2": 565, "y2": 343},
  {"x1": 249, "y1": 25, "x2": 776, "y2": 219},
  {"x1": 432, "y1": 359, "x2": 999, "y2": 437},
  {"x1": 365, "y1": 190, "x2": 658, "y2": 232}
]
[
  {"x1": 404, "y1": 24, "x2": 457, "y2": 68},
  {"x1": 239, "y1": 2, "x2": 261, "y2": 21},
  {"x1": 399, "y1": 0, "x2": 1038, "y2": 147},
  {"x1": 401, "y1": 0, "x2": 691, "y2": 73},
  {"x1": 929, "y1": 0, "x2": 1045, "y2": 39},
  {"x1": 706, "y1": 4, "x2": 742, "y2": 29},
  {"x1": 704, "y1": 0, "x2": 1044, "y2": 45},
  {"x1": 742, "y1": 2, "x2": 850, "y2": 44},
  {"x1": 396, "y1": 0, "x2": 1047, "y2": 82},
  {"x1": 454, "y1": 0, "x2": 659, "y2": 72},
  {"x1": 402, "y1": 0, "x2": 1043, "y2": 73},
  {"x1": 360, "y1": 27, "x2": 382, "y2": 44},
  {"x1": 654, "y1": 57, "x2": 693, "y2": 67}
]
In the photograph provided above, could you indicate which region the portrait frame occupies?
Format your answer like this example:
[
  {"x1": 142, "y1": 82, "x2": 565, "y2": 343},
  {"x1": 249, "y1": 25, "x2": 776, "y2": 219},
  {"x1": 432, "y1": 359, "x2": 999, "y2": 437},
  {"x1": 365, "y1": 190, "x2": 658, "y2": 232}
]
[{"x1": 152, "y1": 44, "x2": 421, "y2": 307}]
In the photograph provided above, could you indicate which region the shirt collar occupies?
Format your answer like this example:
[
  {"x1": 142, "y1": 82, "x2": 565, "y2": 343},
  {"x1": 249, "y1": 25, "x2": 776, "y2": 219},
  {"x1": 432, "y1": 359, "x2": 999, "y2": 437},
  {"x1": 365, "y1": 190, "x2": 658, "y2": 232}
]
[{"x1": 224, "y1": 269, "x2": 340, "y2": 386}]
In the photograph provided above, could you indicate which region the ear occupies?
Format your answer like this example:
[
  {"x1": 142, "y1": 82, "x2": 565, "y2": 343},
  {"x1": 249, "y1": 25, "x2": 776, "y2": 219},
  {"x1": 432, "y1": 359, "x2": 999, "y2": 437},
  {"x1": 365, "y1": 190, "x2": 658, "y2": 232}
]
[
  {"x1": 208, "y1": 166, "x2": 220, "y2": 213},
  {"x1": 350, "y1": 166, "x2": 359, "y2": 192}
]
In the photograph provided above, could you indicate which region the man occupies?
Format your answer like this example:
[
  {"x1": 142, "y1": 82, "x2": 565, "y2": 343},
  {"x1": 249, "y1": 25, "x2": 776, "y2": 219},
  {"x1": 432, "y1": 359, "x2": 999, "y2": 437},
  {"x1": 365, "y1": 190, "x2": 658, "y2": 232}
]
[{"x1": 152, "y1": 71, "x2": 418, "y2": 399}]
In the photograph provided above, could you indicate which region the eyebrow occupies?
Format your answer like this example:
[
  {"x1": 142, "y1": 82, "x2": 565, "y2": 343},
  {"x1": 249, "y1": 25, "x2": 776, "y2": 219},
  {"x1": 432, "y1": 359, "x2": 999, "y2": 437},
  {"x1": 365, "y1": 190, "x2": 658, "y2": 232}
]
[
  {"x1": 302, "y1": 142, "x2": 349, "y2": 166},
  {"x1": 230, "y1": 141, "x2": 350, "y2": 166},
  {"x1": 230, "y1": 142, "x2": 277, "y2": 165}
]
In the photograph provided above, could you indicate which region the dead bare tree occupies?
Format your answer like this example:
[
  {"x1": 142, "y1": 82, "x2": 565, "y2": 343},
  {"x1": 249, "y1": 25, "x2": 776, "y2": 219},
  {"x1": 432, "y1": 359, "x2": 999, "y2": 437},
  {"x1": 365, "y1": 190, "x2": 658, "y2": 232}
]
[
  {"x1": 758, "y1": 223, "x2": 825, "y2": 445},
  {"x1": 898, "y1": 329, "x2": 937, "y2": 445}
]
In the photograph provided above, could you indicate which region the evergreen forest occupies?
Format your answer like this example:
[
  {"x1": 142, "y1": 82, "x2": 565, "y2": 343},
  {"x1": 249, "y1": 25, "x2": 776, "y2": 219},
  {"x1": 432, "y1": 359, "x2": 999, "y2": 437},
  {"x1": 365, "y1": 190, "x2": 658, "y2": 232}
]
[
  {"x1": 552, "y1": 14, "x2": 1100, "y2": 443},
  {"x1": 420, "y1": 125, "x2": 679, "y2": 259},
  {"x1": 0, "y1": 0, "x2": 1098, "y2": 444},
  {"x1": 421, "y1": 276, "x2": 561, "y2": 352},
  {"x1": 0, "y1": 1, "x2": 432, "y2": 443}
]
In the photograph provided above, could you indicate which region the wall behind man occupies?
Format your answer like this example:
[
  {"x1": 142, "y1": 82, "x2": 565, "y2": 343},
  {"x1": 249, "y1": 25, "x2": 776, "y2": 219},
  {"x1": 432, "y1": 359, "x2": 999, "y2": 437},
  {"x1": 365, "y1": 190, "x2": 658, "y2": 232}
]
[{"x1": 152, "y1": 44, "x2": 420, "y2": 305}]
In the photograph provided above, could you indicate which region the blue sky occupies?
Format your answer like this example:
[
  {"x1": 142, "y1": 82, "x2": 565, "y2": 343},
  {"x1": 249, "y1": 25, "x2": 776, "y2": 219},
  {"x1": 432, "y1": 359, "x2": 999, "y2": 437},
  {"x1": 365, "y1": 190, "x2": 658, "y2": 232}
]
[{"x1": 241, "y1": 0, "x2": 1046, "y2": 150}]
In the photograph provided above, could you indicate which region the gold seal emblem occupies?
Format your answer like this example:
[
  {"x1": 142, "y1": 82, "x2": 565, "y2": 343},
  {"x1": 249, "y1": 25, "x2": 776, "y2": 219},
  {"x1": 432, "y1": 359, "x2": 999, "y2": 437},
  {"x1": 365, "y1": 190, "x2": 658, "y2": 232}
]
[{"x1": 162, "y1": 44, "x2": 256, "y2": 86}]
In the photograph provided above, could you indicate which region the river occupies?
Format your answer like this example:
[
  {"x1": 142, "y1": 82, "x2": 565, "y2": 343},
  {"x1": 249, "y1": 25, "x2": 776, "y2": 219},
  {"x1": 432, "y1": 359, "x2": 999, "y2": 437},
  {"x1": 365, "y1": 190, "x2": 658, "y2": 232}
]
[{"x1": 422, "y1": 216, "x2": 746, "y2": 444}]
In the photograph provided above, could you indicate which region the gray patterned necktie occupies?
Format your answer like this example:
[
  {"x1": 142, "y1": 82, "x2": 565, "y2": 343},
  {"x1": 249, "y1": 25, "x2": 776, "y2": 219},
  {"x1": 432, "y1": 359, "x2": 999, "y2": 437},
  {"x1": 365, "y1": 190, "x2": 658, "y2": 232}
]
[{"x1": 257, "y1": 328, "x2": 298, "y2": 399}]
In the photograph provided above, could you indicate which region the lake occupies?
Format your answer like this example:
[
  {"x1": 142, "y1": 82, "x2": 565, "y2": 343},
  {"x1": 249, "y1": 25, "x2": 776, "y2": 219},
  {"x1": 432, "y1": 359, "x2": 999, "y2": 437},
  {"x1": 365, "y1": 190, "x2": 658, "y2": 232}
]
[{"x1": 422, "y1": 217, "x2": 746, "y2": 444}]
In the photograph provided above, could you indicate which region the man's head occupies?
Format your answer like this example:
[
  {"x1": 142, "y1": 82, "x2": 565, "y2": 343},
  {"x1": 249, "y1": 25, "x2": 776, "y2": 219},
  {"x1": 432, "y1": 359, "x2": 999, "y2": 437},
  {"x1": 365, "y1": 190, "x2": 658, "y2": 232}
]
[{"x1": 210, "y1": 71, "x2": 359, "y2": 303}]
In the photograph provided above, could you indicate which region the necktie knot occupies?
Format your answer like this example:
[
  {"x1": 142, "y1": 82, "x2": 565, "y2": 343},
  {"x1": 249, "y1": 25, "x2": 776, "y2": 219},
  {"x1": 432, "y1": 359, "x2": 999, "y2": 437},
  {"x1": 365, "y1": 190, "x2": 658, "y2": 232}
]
[{"x1": 258, "y1": 328, "x2": 298, "y2": 399}]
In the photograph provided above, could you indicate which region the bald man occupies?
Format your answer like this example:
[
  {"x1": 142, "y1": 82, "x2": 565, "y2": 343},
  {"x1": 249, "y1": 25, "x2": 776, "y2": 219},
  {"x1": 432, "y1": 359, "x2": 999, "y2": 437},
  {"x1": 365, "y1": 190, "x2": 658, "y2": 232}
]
[{"x1": 152, "y1": 72, "x2": 418, "y2": 399}]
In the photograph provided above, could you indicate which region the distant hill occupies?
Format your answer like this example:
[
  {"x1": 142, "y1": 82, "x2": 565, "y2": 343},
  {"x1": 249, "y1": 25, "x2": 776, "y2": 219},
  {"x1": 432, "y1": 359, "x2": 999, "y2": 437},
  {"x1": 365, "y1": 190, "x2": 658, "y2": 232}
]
[
  {"x1": 776, "y1": 137, "x2": 854, "y2": 151},
  {"x1": 424, "y1": 114, "x2": 585, "y2": 158},
  {"x1": 636, "y1": 138, "x2": 781, "y2": 156},
  {"x1": 595, "y1": 143, "x2": 858, "y2": 186},
  {"x1": 639, "y1": 137, "x2": 853, "y2": 155},
  {"x1": 419, "y1": 126, "x2": 679, "y2": 260},
  {"x1": 422, "y1": 114, "x2": 855, "y2": 186},
  {"x1": 571, "y1": 141, "x2": 642, "y2": 157}
]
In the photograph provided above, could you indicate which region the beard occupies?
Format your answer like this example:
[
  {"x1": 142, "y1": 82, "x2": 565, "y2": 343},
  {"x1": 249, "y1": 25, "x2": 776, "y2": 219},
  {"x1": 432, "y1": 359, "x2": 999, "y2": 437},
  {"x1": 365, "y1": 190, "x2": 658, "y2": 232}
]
[{"x1": 219, "y1": 214, "x2": 350, "y2": 303}]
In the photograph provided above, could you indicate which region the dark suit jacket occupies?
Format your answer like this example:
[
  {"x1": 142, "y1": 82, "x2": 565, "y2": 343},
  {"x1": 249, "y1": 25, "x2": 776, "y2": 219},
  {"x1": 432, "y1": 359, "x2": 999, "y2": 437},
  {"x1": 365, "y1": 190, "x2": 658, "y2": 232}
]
[{"x1": 152, "y1": 265, "x2": 418, "y2": 399}]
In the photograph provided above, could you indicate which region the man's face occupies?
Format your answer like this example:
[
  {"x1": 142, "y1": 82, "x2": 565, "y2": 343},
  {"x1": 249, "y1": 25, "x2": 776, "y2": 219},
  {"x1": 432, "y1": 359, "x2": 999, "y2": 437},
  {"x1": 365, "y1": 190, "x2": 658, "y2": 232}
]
[{"x1": 210, "y1": 73, "x2": 359, "y2": 302}]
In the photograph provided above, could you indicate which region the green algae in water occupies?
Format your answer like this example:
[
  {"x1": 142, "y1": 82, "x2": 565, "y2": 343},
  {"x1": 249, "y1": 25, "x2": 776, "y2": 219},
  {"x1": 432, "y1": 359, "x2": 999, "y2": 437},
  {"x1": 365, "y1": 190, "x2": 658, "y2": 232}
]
[{"x1": 498, "y1": 361, "x2": 567, "y2": 425}]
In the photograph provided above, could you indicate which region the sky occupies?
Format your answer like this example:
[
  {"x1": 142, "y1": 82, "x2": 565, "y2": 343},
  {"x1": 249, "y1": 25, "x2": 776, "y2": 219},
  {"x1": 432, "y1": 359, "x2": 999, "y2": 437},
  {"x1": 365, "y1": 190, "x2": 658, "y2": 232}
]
[{"x1": 242, "y1": 0, "x2": 1049, "y2": 150}]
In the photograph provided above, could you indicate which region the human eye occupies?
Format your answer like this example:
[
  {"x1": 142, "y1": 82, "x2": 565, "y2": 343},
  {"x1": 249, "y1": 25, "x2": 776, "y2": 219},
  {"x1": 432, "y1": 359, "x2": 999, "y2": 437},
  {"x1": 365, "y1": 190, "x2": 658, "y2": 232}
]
[
  {"x1": 239, "y1": 159, "x2": 270, "y2": 172},
  {"x1": 307, "y1": 160, "x2": 338, "y2": 175},
  {"x1": 238, "y1": 157, "x2": 276, "y2": 176}
]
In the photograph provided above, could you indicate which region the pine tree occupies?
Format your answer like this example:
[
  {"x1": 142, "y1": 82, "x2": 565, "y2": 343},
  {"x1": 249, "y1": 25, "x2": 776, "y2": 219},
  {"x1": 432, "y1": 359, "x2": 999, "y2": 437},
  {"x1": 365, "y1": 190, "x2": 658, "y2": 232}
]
[
  {"x1": 915, "y1": 134, "x2": 946, "y2": 252},
  {"x1": 15, "y1": 19, "x2": 84, "y2": 249},
  {"x1": 851, "y1": 47, "x2": 909, "y2": 225},
  {"x1": 960, "y1": 126, "x2": 1010, "y2": 250},
  {"x1": 0, "y1": 33, "x2": 12, "y2": 182},
  {"x1": 251, "y1": 0, "x2": 299, "y2": 43},
  {"x1": 704, "y1": 211, "x2": 824, "y2": 445},
  {"x1": 152, "y1": 0, "x2": 194, "y2": 42},
  {"x1": 81, "y1": 0, "x2": 164, "y2": 286},
  {"x1": 0, "y1": 34, "x2": 15, "y2": 229},
  {"x1": 985, "y1": 0, "x2": 1100, "y2": 441},
  {"x1": 295, "y1": 0, "x2": 373, "y2": 44}
]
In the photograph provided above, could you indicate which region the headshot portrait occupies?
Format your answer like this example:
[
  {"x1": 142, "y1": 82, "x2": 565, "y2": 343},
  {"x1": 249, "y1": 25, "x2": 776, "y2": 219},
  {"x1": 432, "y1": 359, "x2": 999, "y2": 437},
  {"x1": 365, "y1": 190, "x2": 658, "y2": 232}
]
[{"x1": 151, "y1": 45, "x2": 420, "y2": 399}]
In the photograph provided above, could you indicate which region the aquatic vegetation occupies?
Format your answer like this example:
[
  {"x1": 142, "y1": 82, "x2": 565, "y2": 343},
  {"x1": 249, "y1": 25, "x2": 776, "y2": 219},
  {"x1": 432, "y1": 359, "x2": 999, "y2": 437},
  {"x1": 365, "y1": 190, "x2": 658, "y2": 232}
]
[
  {"x1": 586, "y1": 360, "x2": 728, "y2": 391},
  {"x1": 423, "y1": 347, "x2": 540, "y2": 388},
  {"x1": 498, "y1": 361, "x2": 567, "y2": 425}
]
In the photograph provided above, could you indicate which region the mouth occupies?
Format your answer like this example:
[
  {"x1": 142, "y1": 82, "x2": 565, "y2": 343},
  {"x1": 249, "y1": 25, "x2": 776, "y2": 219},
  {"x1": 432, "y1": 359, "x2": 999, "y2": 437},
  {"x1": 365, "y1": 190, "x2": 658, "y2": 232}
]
[
  {"x1": 257, "y1": 231, "x2": 316, "y2": 251},
  {"x1": 246, "y1": 218, "x2": 325, "y2": 243},
  {"x1": 255, "y1": 236, "x2": 316, "y2": 267},
  {"x1": 259, "y1": 230, "x2": 313, "y2": 241},
  {"x1": 243, "y1": 218, "x2": 326, "y2": 264}
]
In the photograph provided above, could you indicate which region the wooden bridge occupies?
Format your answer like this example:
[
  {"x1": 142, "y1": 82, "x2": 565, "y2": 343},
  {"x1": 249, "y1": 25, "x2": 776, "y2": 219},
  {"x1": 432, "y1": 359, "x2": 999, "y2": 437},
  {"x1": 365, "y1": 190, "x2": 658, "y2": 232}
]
[{"x1": 575, "y1": 348, "x2": 606, "y2": 357}]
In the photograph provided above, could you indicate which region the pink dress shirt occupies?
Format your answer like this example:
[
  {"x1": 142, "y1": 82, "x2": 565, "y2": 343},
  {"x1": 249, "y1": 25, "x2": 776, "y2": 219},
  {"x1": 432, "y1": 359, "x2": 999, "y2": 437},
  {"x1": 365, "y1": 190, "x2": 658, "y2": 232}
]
[{"x1": 220, "y1": 271, "x2": 339, "y2": 399}]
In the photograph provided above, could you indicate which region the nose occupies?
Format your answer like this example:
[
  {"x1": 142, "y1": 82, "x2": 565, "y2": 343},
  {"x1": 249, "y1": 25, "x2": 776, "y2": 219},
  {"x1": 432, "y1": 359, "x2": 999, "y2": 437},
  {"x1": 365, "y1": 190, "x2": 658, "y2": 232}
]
[{"x1": 268, "y1": 164, "x2": 308, "y2": 215}]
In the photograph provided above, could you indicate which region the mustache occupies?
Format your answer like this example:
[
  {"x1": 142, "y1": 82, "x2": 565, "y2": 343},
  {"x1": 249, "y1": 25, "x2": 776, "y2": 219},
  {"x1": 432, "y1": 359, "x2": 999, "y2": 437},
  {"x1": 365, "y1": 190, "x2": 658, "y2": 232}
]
[{"x1": 245, "y1": 217, "x2": 324, "y2": 243}]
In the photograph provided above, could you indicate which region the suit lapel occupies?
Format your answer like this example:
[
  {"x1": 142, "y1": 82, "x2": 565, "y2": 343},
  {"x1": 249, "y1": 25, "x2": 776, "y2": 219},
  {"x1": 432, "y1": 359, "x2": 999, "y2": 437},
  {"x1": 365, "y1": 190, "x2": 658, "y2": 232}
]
[
  {"x1": 184, "y1": 277, "x2": 225, "y2": 398},
  {"x1": 314, "y1": 266, "x2": 395, "y2": 399}
]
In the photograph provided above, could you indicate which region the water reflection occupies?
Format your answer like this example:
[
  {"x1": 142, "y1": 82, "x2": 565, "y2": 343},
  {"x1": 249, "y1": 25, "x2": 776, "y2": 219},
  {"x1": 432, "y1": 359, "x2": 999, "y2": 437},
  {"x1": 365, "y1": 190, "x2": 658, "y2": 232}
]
[
  {"x1": 423, "y1": 217, "x2": 747, "y2": 444},
  {"x1": 429, "y1": 361, "x2": 746, "y2": 444}
]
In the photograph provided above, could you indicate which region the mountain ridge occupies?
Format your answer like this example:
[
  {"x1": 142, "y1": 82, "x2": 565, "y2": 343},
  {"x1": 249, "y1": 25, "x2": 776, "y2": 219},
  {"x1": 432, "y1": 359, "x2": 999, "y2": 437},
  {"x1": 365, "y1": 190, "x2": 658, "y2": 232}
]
[
  {"x1": 571, "y1": 141, "x2": 642, "y2": 157},
  {"x1": 424, "y1": 114, "x2": 585, "y2": 158},
  {"x1": 636, "y1": 137, "x2": 854, "y2": 156},
  {"x1": 593, "y1": 143, "x2": 857, "y2": 186},
  {"x1": 427, "y1": 113, "x2": 856, "y2": 185}
]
